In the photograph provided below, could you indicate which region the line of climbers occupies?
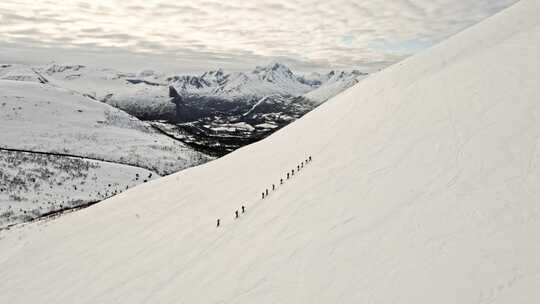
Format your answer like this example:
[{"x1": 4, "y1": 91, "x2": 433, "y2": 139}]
[
  {"x1": 216, "y1": 155, "x2": 312, "y2": 228},
  {"x1": 262, "y1": 155, "x2": 312, "y2": 199}
]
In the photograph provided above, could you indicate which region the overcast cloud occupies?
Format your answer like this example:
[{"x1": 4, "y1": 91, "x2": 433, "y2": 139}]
[{"x1": 0, "y1": 0, "x2": 519, "y2": 72}]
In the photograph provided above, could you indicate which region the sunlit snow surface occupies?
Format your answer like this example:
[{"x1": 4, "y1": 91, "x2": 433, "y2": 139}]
[{"x1": 1, "y1": 1, "x2": 540, "y2": 303}]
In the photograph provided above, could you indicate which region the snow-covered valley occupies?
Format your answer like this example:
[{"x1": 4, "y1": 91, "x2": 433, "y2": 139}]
[
  {"x1": 1, "y1": 61, "x2": 367, "y2": 155},
  {"x1": 0, "y1": 61, "x2": 362, "y2": 227},
  {"x1": 0, "y1": 79, "x2": 210, "y2": 228},
  {"x1": 1, "y1": 0, "x2": 539, "y2": 303}
]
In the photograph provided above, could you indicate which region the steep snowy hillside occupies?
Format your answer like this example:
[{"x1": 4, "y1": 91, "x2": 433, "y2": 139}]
[
  {"x1": 2, "y1": 2, "x2": 539, "y2": 302},
  {"x1": 0, "y1": 80, "x2": 208, "y2": 174},
  {"x1": 0, "y1": 80, "x2": 210, "y2": 227},
  {"x1": 302, "y1": 70, "x2": 368, "y2": 104},
  {"x1": 41, "y1": 64, "x2": 174, "y2": 118}
]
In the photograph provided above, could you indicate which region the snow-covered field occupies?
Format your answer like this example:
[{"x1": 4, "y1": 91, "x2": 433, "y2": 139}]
[
  {"x1": 1, "y1": 0, "x2": 540, "y2": 303},
  {"x1": 0, "y1": 79, "x2": 210, "y2": 227},
  {"x1": 0, "y1": 80, "x2": 210, "y2": 175},
  {"x1": 0, "y1": 150, "x2": 158, "y2": 228}
]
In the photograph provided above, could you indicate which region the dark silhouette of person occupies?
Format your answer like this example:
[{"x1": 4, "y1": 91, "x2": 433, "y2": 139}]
[
  {"x1": 262, "y1": 192, "x2": 265, "y2": 199},
  {"x1": 265, "y1": 189, "x2": 269, "y2": 196},
  {"x1": 301, "y1": 162, "x2": 304, "y2": 168},
  {"x1": 217, "y1": 219, "x2": 220, "y2": 227},
  {"x1": 242, "y1": 206, "x2": 245, "y2": 213},
  {"x1": 287, "y1": 173, "x2": 290, "y2": 179},
  {"x1": 272, "y1": 184, "x2": 275, "y2": 190},
  {"x1": 297, "y1": 165, "x2": 300, "y2": 171},
  {"x1": 292, "y1": 169, "x2": 295, "y2": 176},
  {"x1": 309, "y1": 156, "x2": 312, "y2": 161},
  {"x1": 235, "y1": 210, "x2": 239, "y2": 218},
  {"x1": 280, "y1": 178, "x2": 283, "y2": 184}
]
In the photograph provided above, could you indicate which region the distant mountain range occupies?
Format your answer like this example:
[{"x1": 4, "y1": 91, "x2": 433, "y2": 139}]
[
  {"x1": 168, "y1": 62, "x2": 367, "y2": 103},
  {"x1": 0, "y1": 62, "x2": 369, "y2": 155},
  {"x1": 0, "y1": 61, "x2": 367, "y2": 228}
]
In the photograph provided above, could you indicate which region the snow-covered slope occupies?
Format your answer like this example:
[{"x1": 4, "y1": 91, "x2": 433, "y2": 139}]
[
  {"x1": 0, "y1": 80, "x2": 210, "y2": 227},
  {"x1": 41, "y1": 64, "x2": 174, "y2": 118},
  {"x1": 2, "y1": 1, "x2": 540, "y2": 303},
  {"x1": 302, "y1": 70, "x2": 368, "y2": 104},
  {"x1": 0, "y1": 64, "x2": 49, "y2": 83},
  {"x1": 0, "y1": 63, "x2": 175, "y2": 118},
  {"x1": 0, "y1": 149, "x2": 158, "y2": 227},
  {"x1": 0, "y1": 80, "x2": 209, "y2": 174}
]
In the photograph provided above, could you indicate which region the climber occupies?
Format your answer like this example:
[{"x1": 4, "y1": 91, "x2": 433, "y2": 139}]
[
  {"x1": 287, "y1": 173, "x2": 290, "y2": 179},
  {"x1": 265, "y1": 189, "x2": 269, "y2": 196},
  {"x1": 217, "y1": 219, "x2": 220, "y2": 227},
  {"x1": 309, "y1": 156, "x2": 312, "y2": 161},
  {"x1": 280, "y1": 178, "x2": 283, "y2": 184},
  {"x1": 262, "y1": 192, "x2": 265, "y2": 199},
  {"x1": 242, "y1": 206, "x2": 245, "y2": 213},
  {"x1": 235, "y1": 210, "x2": 239, "y2": 219},
  {"x1": 272, "y1": 184, "x2": 275, "y2": 191}
]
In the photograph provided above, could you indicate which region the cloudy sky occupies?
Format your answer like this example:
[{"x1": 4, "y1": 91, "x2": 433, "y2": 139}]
[{"x1": 0, "y1": 0, "x2": 519, "y2": 73}]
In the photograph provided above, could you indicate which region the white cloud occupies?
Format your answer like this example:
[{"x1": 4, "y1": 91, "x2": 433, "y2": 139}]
[{"x1": 0, "y1": 0, "x2": 519, "y2": 72}]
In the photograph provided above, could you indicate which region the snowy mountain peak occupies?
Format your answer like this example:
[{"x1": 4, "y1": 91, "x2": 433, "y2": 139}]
[
  {"x1": 201, "y1": 68, "x2": 224, "y2": 78},
  {"x1": 165, "y1": 61, "x2": 367, "y2": 101},
  {"x1": 3, "y1": 2, "x2": 540, "y2": 303},
  {"x1": 254, "y1": 61, "x2": 289, "y2": 72},
  {"x1": 167, "y1": 62, "x2": 322, "y2": 99},
  {"x1": 200, "y1": 68, "x2": 228, "y2": 86},
  {"x1": 45, "y1": 64, "x2": 86, "y2": 75},
  {"x1": 253, "y1": 62, "x2": 295, "y2": 81}
]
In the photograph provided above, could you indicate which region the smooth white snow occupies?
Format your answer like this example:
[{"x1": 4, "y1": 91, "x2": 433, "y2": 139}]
[
  {"x1": 1, "y1": 1, "x2": 540, "y2": 303},
  {"x1": 303, "y1": 70, "x2": 368, "y2": 104},
  {"x1": 0, "y1": 80, "x2": 210, "y2": 227},
  {"x1": 0, "y1": 80, "x2": 209, "y2": 174}
]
